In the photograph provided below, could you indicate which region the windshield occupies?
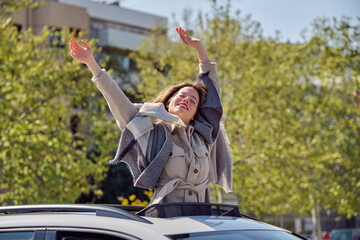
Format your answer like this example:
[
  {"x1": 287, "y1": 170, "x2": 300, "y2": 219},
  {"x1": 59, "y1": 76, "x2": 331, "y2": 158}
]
[{"x1": 168, "y1": 230, "x2": 305, "y2": 240}]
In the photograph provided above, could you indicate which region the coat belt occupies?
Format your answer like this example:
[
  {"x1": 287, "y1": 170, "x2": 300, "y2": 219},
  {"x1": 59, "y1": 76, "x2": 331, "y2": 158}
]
[{"x1": 151, "y1": 178, "x2": 209, "y2": 204}]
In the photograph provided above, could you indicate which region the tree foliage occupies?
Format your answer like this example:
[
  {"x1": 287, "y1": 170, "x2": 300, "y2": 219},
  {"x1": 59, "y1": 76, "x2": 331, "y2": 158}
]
[
  {"x1": 0, "y1": 0, "x2": 38, "y2": 17},
  {"x1": 0, "y1": 8, "x2": 119, "y2": 204},
  {"x1": 130, "y1": 4, "x2": 360, "y2": 218}
]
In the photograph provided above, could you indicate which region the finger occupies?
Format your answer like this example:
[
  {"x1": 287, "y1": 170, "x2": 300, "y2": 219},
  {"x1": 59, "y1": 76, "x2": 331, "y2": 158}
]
[
  {"x1": 178, "y1": 28, "x2": 188, "y2": 45},
  {"x1": 70, "y1": 44, "x2": 78, "y2": 56},
  {"x1": 176, "y1": 28, "x2": 183, "y2": 39},
  {"x1": 181, "y1": 28, "x2": 190, "y2": 39},
  {"x1": 180, "y1": 27, "x2": 187, "y2": 36},
  {"x1": 81, "y1": 40, "x2": 91, "y2": 50},
  {"x1": 71, "y1": 39, "x2": 82, "y2": 51},
  {"x1": 69, "y1": 39, "x2": 73, "y2": 51},
  {"x1": 180, "y1": 29, "x2": 191, "y2": 44},
  {"x1": 179, "y1": 34, "x2": 187, "y2": 45},
  {"x1": 177, "y1": 31, "x2": 187, "y2": 45},
  {"x1": 70, "y1": 45, "x2": 76, "y2": 56},
  {"x1": 180, "y1": 28, "x2": 188, "y2": 39},
  {"x1": 182, "y1": 28, "x2": 192, "y2": 40},
  {"x1": 69, "y1": 38, "x2": 74, "y2": 49},
  {"x1": 70, "y1": 49, "x2": 76, "y2": 58},
  {"x1": 176, "y1": 27, "x2": 181, "y2": 35},
  {"x1": 69, "y1": 39, "x2": 77, "y2": 52}
]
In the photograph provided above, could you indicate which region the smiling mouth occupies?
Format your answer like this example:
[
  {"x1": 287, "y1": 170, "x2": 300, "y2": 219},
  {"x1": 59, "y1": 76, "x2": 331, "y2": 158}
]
[{"x1": 178, "y1": 103, "x2": 188, "y2": 110}]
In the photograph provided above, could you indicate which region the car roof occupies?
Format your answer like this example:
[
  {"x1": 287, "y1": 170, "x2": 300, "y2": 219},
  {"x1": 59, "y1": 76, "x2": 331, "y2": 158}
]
[
  {"x1": 0, "y1": 213, "x2": 167, "y2": 239},
  {"x1": 0, "y1": 212, "x2": 286, "y2": 237},
  {"x1": 146, "y1": 215, "x2": 284, "y2": 235},
  {"x1": 0, "y1": 204, "x2": 291, "y2": 239}
]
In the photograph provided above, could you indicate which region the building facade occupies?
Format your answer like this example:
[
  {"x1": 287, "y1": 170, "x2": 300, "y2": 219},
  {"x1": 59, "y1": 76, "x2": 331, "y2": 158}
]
[
  {"x1": 58, "y1": 0, "x2": 167, "y2": 50},
  {"x1": 13, "y1": 0, "x2": 168, "y2": 89},
  {"x1": 12, "y1": 0, "x2": 89, "y2": 34}
]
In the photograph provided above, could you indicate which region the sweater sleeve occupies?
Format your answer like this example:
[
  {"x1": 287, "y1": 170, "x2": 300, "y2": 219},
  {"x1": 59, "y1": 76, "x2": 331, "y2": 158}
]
[
  {"x1": 199, "y1": 62, "x2": 219, "y2": 93},
  {"x1": 193, "y1": 62, "x2": 223, "y2": 144},
  {"x1": 91, "y1": 70, "x2": 138, "y2": 131},
  {"x1": 200, "y1": 64, "x2": 233, "y2": 193}
]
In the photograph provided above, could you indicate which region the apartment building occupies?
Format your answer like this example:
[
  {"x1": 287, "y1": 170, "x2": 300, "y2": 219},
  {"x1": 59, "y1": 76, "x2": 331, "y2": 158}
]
[
  {"x1": 12, "y1": 0, "x2": 89, "y2": 34},
  {"x1": 58, "y1": 0, "x2": 167, "y2": 88},
  {"x1": 58, "y1": 0, "x2": 167, "y2": 50},
  {"x1": 13, "y1": 0, "x2": 168, "y2": 88}
]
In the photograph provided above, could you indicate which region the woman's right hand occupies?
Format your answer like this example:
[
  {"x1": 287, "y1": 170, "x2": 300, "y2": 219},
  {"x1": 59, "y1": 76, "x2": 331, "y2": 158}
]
[{"x1": 69, "y1": 38, "x2": 94, "y2": 65}]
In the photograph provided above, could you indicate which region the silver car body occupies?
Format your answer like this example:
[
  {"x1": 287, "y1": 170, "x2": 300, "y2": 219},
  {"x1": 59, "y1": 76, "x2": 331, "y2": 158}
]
[{"x1": 0, "y1": 204, "x2": 304, "y2": 240}]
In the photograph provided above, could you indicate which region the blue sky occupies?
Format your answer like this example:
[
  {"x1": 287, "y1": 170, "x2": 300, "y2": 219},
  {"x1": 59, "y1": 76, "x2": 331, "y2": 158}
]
[{"x1": 120, "y1": 0, "x2": 360, "y2": 42}]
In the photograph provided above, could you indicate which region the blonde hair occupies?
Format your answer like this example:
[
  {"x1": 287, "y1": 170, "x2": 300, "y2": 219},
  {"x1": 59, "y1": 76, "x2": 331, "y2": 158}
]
[{"x1": 152, "y1": 82, "x2": 207, "y2": 112}]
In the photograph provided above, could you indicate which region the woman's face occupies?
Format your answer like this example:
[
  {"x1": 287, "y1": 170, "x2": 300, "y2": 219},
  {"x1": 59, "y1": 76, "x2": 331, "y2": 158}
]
[{"x1": 167, "y1": 86, "x2": 200, "y2": 125}]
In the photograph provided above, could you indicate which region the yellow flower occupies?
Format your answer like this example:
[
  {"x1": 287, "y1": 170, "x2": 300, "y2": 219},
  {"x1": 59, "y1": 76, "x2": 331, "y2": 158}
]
[
  {"x1": 121, "y1": 199, "x2": 129, "y2": 205},
  {"x1": 129, "y1": 194, "x2": 136, "y2": 201}
]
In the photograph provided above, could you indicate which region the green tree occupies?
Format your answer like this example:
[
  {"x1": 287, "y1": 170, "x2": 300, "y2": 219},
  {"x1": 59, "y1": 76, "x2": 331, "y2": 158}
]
[
  {"x1": 0, "y1": 6, "x2": 119, "y2": 204},
  {"x1": 0, "y1": 0, "x2": 38, "y2": 17},
  {"x1": 130, "y1": 2, "x2": 360, "y2": 229}
]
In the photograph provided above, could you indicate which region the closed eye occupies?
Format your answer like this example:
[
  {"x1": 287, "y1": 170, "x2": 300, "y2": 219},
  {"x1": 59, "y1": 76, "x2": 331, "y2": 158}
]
[{"x1": 178, "y1": 93, "x2": 197, "y2": 104}]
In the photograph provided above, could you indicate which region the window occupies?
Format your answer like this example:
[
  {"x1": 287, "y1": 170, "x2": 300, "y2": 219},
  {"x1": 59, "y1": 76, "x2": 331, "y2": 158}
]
[
  {"x1": 49, "y1": 28, "x2": 65, "y2": 48},
  {"x1": 117, "y1": 56, "x2": 130, "y2": 71},
  {"x1": 0, "y1": 231, "x2": 35, "y2": 240},
  {"x1": 57, "y1": 231, "x2": 133, "y2": 240}
]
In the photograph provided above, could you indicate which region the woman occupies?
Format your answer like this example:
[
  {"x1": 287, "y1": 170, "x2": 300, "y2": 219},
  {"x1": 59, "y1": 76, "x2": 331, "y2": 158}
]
[{"x1": 69, "y1": 27, "x2": 232, "y2": 204}]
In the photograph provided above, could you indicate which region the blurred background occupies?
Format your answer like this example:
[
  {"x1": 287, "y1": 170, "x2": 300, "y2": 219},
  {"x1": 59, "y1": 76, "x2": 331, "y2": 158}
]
[{"x1": 1, "y1": 0, "x2": 359, "y2": 239}]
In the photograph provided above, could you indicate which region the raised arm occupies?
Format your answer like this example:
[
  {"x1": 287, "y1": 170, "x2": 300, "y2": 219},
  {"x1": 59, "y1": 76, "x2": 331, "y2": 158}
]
[
  {"x1": 69, "y1": 38, "x2": 138, "y2": 130},
  {"x1": 176, "y1": 28, "x2": 219, "y2": 92}
]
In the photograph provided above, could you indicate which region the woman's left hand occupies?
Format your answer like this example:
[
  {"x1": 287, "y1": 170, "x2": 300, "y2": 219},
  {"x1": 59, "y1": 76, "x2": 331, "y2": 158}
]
[
  {"x1": 176, "y1": 27, "x2": 210, "y2": 63},
  {"x1": 176, "y1": 27, "x2": 202, "y2": 48}
]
